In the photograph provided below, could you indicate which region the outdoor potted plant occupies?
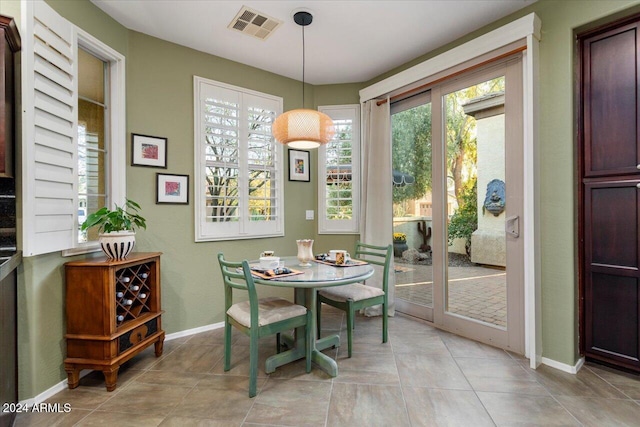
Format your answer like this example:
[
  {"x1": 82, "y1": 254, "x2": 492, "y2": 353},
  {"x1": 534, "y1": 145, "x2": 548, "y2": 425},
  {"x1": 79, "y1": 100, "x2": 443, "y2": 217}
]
[
  {"x1": 81, "y1": 199, "x2": 147, "y2": 260},
  {"x1": 393, "y1": 232, "x2": 408, "y2": 257}
]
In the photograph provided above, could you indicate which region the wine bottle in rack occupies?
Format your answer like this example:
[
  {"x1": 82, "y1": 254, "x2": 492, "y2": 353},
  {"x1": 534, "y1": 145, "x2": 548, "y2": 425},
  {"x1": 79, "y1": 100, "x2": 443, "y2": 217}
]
[
  {"x1": 141, "y1": 272, "x2": 149, "y2": 279},
  {"x1": 139, "y1": 293, "x2": 147, "y2": 299},
  {"x1": 130, "y1": 285, "x2": 140, "y2": 291},
  {"x1": 124, "y1": 299, "x2": 133, "y2": 306},
  {"x1": 116, "y1": 314, "x2": 124, "y2": 322},
  {"x1": 116, "y1": 291, "x2": 124, "y2": 299},
  {"x1": 119, "y1": 276, "x2": 131, "y2": 283}
]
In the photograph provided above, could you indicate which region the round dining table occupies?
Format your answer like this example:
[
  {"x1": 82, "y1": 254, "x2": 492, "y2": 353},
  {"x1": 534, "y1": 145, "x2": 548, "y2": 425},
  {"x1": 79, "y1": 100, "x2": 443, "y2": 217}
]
[{"x1": 252, "y1": 256, "x2": 374, "y2": 377}]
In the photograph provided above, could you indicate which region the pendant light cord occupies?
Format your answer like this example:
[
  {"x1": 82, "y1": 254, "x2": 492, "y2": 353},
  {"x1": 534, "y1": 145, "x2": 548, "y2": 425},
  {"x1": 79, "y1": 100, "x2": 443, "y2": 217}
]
[{"x1": 302, "y1": 23, "x2": 305, "y2": 107}]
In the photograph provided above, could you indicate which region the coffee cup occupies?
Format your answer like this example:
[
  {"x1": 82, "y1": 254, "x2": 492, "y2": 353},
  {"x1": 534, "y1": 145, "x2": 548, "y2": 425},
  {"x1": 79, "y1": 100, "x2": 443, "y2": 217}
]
[
  {"x1": 259, "y1": 256, "x2": 280, "y2": 269},
  {"x1": 260, "y1": 250, "x2": 275, "y2": 257},
  {"x1": 329, "y1": 250, "x2": 351, "y2": 265}
]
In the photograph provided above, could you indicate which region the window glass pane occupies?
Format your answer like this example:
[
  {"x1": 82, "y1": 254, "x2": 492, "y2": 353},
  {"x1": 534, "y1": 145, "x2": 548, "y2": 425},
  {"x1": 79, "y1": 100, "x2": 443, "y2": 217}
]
[
  {"x1": 206, "y1": 166, "x2": 240, "y2": 222},
  {"x1": 392, "y1": 99, "x2": 432, "y2": 311},
  {"x1": 78, "y1": 48, "x2": 104, "y2": 103},
  {"x1": 247, "y1": 106, "x2": 277, "y2": 222},
  {"x1": 444, "y1": 76, "x2": 506, "y2": 327},
  {"x1": 248, "y1": 169, "x2": 276, "y2": 221},
  {"x1": 77, "y1": 48, "x2": 107, "y2": 244}
]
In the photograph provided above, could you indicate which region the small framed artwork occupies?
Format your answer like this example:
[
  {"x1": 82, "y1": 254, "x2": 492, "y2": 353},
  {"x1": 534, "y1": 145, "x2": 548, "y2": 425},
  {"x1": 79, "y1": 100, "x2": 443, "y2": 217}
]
[
  {"x1": 288, "y1": 149, "x2": 310, "y2": 182},
  {"x1": 132, "y1": 133, "x2": 167, "y2": 168},
  {"x1": 156, "y1": 173, "x2": 189, "y2": 204}
]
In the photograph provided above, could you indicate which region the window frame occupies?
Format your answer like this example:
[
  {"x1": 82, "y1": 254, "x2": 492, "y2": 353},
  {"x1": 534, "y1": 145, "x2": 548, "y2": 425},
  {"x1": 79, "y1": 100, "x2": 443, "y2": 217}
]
[
  {"x1": 193, "y1": 76, "x2": 284, "y2": 242},
  {"x1": 62, "y1": 29, "x2": 126, "y2": 257},
  {"x1": 317, "y1": 104, "x2": 361, "y2": 234}
]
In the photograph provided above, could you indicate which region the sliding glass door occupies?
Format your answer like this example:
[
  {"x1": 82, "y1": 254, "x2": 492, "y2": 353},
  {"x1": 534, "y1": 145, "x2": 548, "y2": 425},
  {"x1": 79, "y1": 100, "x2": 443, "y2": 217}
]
[{"x1": 392, "y1": 57, "x2": 524, "y2": 354}]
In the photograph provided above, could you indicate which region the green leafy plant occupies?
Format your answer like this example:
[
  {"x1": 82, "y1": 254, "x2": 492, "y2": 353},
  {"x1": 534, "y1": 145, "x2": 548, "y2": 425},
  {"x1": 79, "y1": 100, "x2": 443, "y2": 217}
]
[
  {"x1": 81, "y1": 199, "x2": 147, "y2": 234},
  {"x1": 448, "y1": 178, "x2": 477, "y2": 256}
]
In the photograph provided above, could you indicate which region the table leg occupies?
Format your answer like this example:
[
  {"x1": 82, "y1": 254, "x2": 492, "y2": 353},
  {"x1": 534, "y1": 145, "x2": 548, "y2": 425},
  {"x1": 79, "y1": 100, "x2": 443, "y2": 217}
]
[
  {"x1": 305, "y1": 288, "x2": 339, "y2": 377},
  {"x1": 264, "y1": 287, "x2": 340, "y2": 377},
  {"x1": 265, "y1": 338, "x2": 306, "y2": 374}
]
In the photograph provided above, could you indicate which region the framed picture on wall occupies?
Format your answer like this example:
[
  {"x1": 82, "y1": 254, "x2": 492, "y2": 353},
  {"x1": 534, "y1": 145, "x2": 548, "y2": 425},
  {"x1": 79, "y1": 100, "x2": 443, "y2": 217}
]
[
  {"x1": 288, "y1": 149, "x2": 310, "y2": 182},
  {"x1": 132, "y1": 133, "x2": 167, "y2": 168},
  {"x1": 156, "y1": 173, "x2": 189, "y2": 204}
]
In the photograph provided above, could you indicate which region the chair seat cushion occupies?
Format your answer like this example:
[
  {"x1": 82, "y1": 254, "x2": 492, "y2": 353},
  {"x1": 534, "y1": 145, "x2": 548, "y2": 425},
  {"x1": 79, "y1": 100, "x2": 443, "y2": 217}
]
[
  {"x1": 319, "y1": 283, "x2": 385, "y2": 303},
  {"x1": 227, "y1": 296, "x2": 307, "y2": 328}
]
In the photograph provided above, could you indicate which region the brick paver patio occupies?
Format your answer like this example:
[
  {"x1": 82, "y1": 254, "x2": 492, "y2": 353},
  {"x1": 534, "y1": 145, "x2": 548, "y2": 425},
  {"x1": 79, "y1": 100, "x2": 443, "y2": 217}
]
[{"x1": 394, "y1": 261, "x2": 507, "y2": 327}]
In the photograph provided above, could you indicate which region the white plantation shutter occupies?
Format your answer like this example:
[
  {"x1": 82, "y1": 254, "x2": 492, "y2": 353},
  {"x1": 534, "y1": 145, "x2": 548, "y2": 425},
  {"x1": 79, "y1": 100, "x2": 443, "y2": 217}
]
[
  {"x1": 245, "y1": 94, "x2": 281, "y2": 235},
  {"x1": 22, "y1": 0, "x2": 126, "y2": 257},
  {"x1": 318, "y1": 105, "x2": 360, "y2": 234},
  {"x1": 194, "y1": 76, "x2": 283, "y2": 241},
  {"x1": 22, "y1": 0, "x2": 77, "y2": 256}
]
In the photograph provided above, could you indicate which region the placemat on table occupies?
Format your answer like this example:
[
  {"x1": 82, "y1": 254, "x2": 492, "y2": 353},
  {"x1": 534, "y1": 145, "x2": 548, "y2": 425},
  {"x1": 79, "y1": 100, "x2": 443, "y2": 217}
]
[
  {"x1": 248, "y1": 266, "x2": 305, "y2": 280},
  {"x1": 314, "y1": 259, "x2": 369, "y2": 268}
]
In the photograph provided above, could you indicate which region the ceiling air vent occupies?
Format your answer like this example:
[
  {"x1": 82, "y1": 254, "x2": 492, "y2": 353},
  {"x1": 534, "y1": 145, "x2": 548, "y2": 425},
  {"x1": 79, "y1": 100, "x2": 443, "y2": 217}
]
[{"x1": 228, "y1": 6, "x2": 282, "y2": 41}]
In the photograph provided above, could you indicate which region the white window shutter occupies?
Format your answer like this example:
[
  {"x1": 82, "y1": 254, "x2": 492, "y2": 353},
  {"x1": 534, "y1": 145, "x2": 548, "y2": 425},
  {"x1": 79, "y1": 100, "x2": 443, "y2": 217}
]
[
  {"x1": 318, "y1": 105, "x2": 361, "y2": 234},
  {"x1": 194, "y1": 76, "x2": 283, "y2": 241},
  {"x1": 22, "y1": 0, "x2": 77, "y2": 256}
]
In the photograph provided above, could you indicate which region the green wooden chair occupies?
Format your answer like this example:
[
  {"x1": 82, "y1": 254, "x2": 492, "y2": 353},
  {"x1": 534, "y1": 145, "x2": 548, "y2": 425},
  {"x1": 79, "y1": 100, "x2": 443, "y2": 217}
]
[
  {"x1": 316, "y1": 241, "x2": 393, "y2": 358},
  {"x1": 218, "y1": 253, "x2": 312, "y2": 397}
]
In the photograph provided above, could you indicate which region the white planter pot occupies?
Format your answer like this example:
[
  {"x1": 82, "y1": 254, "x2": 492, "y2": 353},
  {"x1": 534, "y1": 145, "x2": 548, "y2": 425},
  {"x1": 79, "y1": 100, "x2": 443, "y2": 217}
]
[{"x1": 99, "y1": 231, "x2": 136, "y2": 260}]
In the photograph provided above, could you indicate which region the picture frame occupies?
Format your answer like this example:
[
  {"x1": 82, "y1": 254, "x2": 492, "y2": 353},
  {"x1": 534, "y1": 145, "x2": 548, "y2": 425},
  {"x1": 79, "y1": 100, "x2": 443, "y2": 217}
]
[
  {"x1": 156, "y1": 173, "x2": 189, "y2": 204},
  {"x1": 132, "y1": 133, "x2": 167, "y2": 168},
  {"x1": 288, "y1": 149, "x2": 310, "y2": 182}
]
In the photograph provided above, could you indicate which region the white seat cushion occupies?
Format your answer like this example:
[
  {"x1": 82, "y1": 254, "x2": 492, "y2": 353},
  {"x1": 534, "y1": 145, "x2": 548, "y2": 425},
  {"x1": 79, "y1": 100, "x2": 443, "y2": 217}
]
[
  {"x1": 319, "y1": 283, "x2": 385, "y2": 303},
  {"x1": 227, "y1": 296, "x2": 307, "y2": 328}
]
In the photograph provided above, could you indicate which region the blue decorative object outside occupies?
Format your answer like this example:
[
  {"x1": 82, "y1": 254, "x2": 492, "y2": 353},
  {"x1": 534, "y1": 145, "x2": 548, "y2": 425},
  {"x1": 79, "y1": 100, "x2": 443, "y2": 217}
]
[{"x1": 483, "y1": 179, "x2": 505, "y2": 216}]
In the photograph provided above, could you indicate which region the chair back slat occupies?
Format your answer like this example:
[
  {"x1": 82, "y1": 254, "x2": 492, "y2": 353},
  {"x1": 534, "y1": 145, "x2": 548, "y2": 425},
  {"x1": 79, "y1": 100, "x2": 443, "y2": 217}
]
[
  {"x1": 354, "y1": 250, "x2": 386, "y2": 267},
  {"x1": 217, "y1": 253, "x2": 260, "y2": 320},
  {"x1": 354, "y1": 241, "x2": 393, "y2": 293}
]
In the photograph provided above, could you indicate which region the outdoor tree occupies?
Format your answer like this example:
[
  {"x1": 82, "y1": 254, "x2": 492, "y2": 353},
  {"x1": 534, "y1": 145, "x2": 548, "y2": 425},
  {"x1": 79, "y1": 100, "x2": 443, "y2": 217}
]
[
  {"x1": 391, "y1": 77, "x2": 504, "y2": 256},
  {"x1": 392, "y1": 103, "x2": 432, "y2": 208},
  {"x1": 205, "y1": 104, "x2": 274, "y2": 222},
  {"x1": 445, "y1": 77, "x2": 503, "y2": 203},
  {"x1": 448, "y1": 177, "x2": 477, "y2": 256}
]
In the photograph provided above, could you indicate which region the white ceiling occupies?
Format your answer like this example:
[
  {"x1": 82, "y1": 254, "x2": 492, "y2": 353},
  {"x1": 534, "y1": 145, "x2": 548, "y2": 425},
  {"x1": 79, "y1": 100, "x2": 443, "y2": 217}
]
[{"x1": 90, "y1": 0, "x2": 537, "y2": 85}]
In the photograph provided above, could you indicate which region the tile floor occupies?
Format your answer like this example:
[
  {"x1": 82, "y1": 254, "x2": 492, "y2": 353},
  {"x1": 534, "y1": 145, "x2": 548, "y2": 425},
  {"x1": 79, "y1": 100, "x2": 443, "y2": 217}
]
[{"x1": 15, "y1": 306, "x2": 640, "y2": 426}]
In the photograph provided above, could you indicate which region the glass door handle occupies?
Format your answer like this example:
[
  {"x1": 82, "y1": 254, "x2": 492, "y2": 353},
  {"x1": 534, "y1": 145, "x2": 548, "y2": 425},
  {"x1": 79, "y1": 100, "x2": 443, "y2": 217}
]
[{"x1": 506, "y1": 215, "x2": 520, "y2": 238}]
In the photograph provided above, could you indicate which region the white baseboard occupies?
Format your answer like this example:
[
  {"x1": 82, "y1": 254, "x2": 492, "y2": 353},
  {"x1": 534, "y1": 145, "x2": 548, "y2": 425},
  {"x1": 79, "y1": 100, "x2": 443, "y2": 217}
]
[
  {"x1": 19, "y1": 321, "x2": 224, "y2": 406},
  {"x1": 165, "y1": 321, "x2": 224, "y2": 341},
  {"x1": 541, "y1": 356, "x2": 585, "y2": 374}
]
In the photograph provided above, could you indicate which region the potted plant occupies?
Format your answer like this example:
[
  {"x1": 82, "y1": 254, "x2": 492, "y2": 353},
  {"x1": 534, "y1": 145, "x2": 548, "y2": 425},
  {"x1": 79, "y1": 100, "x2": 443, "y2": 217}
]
[
  {"x1": 81, "y1": 199, "x2": 147, "y2": 260},
  {"x1": 393, "y1": 232, "x2": 408, "y2": 257}
]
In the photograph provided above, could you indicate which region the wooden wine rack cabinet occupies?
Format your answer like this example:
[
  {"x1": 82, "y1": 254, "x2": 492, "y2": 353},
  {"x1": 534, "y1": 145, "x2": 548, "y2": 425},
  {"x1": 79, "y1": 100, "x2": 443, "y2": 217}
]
[{"x1": 64, "y1": 252, "x2": 165, "y2": 391}]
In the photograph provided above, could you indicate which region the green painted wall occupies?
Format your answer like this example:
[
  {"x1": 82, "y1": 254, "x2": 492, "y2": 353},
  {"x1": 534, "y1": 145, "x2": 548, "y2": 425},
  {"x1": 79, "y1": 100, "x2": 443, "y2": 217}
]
[
  {"x1": 6, "y1": 0, "x2": 640, "y2": 400},
  {"x1": 532, "y1": 0, "x2": 640, "y2": 366},
  {"x1": 126, "y1": 30, "x2": 317, "y2": 333}
]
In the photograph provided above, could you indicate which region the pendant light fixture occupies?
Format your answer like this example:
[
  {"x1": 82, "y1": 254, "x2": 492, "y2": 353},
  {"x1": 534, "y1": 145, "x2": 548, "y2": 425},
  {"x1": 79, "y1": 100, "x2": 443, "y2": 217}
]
[{"x1": 272, "y1": 11, "x2": 335, "y2": 149}]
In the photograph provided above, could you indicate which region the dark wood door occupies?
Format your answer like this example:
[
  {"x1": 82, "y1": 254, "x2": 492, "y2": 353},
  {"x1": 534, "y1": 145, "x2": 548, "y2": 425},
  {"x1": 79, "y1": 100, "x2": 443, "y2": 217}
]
[{"x1": 581, "y1": 17, "x2": 640, "y2": 371}]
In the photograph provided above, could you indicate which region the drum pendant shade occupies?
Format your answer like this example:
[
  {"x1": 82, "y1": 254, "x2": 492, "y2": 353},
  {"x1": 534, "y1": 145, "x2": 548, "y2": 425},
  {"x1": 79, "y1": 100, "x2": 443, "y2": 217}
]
[
  {"x1": 273, "y1": 108, "x2": 335, "y2": 149},
  {"x1": 272, "y1": 11, "x2": 335, "y2": 148}
]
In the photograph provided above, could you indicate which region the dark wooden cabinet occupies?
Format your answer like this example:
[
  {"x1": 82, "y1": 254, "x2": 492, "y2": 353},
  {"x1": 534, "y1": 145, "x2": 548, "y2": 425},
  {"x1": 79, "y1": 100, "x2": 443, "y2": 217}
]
[
  {"x1": 580, "y1": 17, "x2": 640, "y2": 371},
  {"x1": 64, "y1": 252, "x2": 165, "y2": 391}
]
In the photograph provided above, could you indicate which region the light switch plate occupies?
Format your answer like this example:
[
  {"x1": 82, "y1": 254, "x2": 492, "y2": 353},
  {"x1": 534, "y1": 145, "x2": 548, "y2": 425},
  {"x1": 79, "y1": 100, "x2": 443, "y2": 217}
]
[{"x1": 305, "y1": 210, "x2": 314, "y2": 220}]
